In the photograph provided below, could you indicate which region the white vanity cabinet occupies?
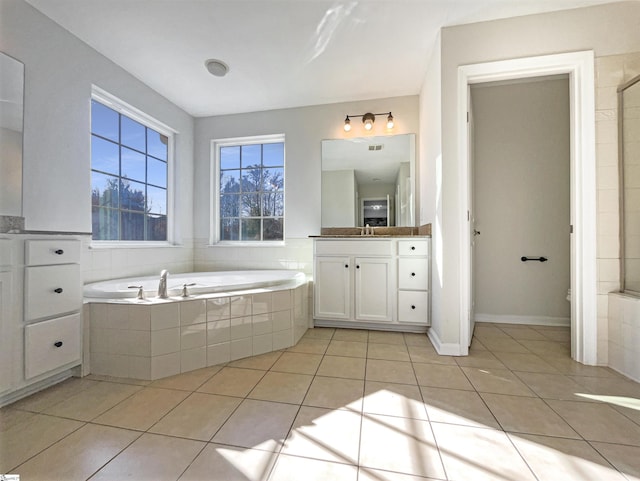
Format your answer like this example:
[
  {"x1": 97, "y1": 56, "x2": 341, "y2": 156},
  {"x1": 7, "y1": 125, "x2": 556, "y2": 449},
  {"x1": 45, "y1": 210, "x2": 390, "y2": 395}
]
[
  {"x1": 314, "y1": 240, "x2": 393, "y2": 324},
  {"x1": 313, "y1": 237, "x2": 430, "y2": 331}
]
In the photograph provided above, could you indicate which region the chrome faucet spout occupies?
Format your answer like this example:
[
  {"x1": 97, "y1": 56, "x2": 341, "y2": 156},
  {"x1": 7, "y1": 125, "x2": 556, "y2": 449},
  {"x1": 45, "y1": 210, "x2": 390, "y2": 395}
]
[{"x1": 157, "y1": 270, "x2": 169, "y2": 299}]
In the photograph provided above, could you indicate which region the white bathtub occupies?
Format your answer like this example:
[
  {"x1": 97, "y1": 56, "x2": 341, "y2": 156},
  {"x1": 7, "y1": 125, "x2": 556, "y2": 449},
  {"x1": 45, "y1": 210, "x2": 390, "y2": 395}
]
[{"x1": 84, "y1": 270, "x2": 307, "y2": 299}]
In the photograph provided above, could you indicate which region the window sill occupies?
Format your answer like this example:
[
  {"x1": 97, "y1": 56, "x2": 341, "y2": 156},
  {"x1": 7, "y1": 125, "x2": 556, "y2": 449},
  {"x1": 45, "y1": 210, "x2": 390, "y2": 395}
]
[
  {"x1": 89, "y1": 241, "x2": 182, "y2": 249},
  {"x1": 208, "y1": 241, "x2": 286, "y2": 247}
]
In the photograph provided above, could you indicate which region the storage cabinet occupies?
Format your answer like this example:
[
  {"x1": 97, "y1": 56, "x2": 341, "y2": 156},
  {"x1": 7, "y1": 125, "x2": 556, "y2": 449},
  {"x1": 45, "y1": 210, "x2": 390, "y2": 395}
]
[{"x1": 313, "y1": 237, "x2": 430, "y2": 330}]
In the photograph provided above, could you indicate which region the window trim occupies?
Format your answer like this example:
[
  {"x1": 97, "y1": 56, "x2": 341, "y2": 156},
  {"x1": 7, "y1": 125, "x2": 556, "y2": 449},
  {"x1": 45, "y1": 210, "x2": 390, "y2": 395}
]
[
  {"x1": 90, "y1": 86, "x2": 177, "y2": 247},
  {"x1": 210, "y1": 134, "x2": 286, "y2": 245}
]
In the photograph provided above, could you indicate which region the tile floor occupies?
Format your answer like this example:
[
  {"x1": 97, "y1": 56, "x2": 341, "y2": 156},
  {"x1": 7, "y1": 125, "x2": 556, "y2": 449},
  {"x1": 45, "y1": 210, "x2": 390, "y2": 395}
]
[{"x1": 2, "y1": 323, "x2": 640, "y2": 480}]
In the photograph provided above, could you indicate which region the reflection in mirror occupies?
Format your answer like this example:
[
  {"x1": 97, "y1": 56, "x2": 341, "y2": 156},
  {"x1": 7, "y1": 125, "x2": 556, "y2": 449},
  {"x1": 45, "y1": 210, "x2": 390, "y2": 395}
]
[
  {"x1": 619, "y1": 74, "x2": 640, "y2": 294},
  {"x1": 321, "y1": 134, "x2": 415, "y2": 227},
  {"x1": 0, "y1": 52, "x2": 24, "y2": 216}
]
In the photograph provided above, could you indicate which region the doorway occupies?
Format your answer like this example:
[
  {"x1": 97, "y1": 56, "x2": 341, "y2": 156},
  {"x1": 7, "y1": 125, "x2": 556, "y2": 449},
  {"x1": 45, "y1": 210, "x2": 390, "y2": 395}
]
[
  {"x1": 470, "y1": 76, "x2": 571, "y2": 336},
  {"x1": 457, "y1": 51, "x2": 598, "y2": 365}
]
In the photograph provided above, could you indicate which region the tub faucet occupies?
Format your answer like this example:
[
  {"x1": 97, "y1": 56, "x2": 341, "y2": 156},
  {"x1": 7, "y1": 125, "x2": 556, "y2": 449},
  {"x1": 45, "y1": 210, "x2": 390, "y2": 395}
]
[{"x1": 157, "y1": 270, "x2": 169, "y2": 299}]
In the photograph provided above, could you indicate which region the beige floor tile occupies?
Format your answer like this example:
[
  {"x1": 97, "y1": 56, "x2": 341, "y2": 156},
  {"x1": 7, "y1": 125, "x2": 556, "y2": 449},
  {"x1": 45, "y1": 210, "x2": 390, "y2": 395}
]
[
  {"x1": 248, "y1": 371, "x2": 313, "y2": 404},
  {"x1": 480, "y1": 393, "x2": 580, "y2": 438},
  {"x1": 269, "y1": 454, "x2": 358, "y2": 481},
  {"x1": 358, "y1": 468, "x2": 438, "y2": 481},
  {"x1": 9, "y1": 377, "x2": 100, "y2": 413},
  {"x1": 303, "y1": 376, "x2": 364, "y2": 411},
  {"x1": 149, "y1": 365, "x2": 222, "y2": 391},
  {"x1": 180, "y1": 443, "x2": 279, "y2": 481},
  {"x1": 365, "y1": 359, "x2": 416, "y2": 385},
  {"x1": 332, "y1": 329, "x2": 369, "y2": 342},
  {"x1": 479, "y1": 337, "x2": 531, "y2": 354},
  {"x1": 514, "y1": 371, "x2": 597, "y2": 401},
  {"x1": 545, "y1": 357, "x2": 622, "y2": 378},
  {"x1": 368, "y1": 331, "x2": 406, "y2": 345},
  {"x1": 407, "y1": 345, "x2": 457, "y2": 365},
  {"x1": 421, "y1": 386, "x2": 501, "y2": 429},
  {"x1": 227, "y1": 351, "x2": 283, "y2": 370},
  {"x1": 286, "y1": 338, "x2": 330, "y2": 354},
  {"x1": 461, "y1": 367, "x2": 536, "y2": 396},
  {"x1": 470, "y1": 338, "x2": 488, "y2": 350},
  {"x1": 13, "y1": 423, "x2": 140, "y2": 481},
  {"x1": 317, "y1": 355, "x2": 366, "y2": 380},
  {"x1": 509, "y1": 433, "x2": 628, "y2": 481},
  {"x1": 367, "y1": 342, "x2": 410, "y2": 361},
  {"x1": 93, "y1": 386, "x2": 189, "y2": 431},
  {"x1": 149, "y1": 392, "x2": 241, "y2": 440},
  {"x1": 363, "y1": 381, "x2": 428, "y2": 420},
  {"x1": 499, "y1": 326, "x2": 549, "y2": 341},
  {"x1": 453, "y1": 349, "x2": 506, "y2": 369},
  {"x1": 536, "y1": 329, "x2": 571, "y2": 342},
  {"x1": 592, "y1": 442, "x2": 640, "y2": 480},
  {"x1": 518, "y1": 339, "x2": 571, "y2": 357},
  {"x1": 413, "y1": 363, "x2": 474, "y2": 390},
  {"x1": 359, "y1": 413, "x2": 445, "y2": 479},
  {"x1": 402, "y1": 332, "x2": 431, "y2": 347},
  {"x1": 473, "y1": 325, "x2": 511, "y2": 340},
  {"x1": 568, "y1": 374, "x2": 640, "y2": 398},
  {"x1": 270, "y1": 352, "x2": 323, "y2": 375},
  {"x1": 85, "y1": 374, "x2": 152, "y2": 386},
  {"x1": 198, "y1": 366, "x2": 266, "y2": 397},
  {"x1": 546, "y1": 399, "x2": 640, "y2": 446},
  {"x1": 42, "y1": 381, "x2": 142, "y2": 421},
  {"x1": 0, "y1": 407, "x2": 36, "y2": 432},
  {"x1": 326, "y1": 340, "x2": 368, "y2": 358},
  {"x1": 303, "y1": 327, "x2": 336, "y2": 339},
  {"x1": 492, "y1": 351, "x2": 560, "y2": 373},
  {"x1": 90, "y1": 432, "x2": 204, "y2": 481},
  {"x1": 212, "y1": 399, "x2": 299, "y2": 451},
  {"x1": 282, "y1": 406, "x2": 361, "y2": 463},
  {"x1": 432, "y1": 422, "x2": 536, "y2": 481},
  {"x1": 0, "y1": 413, "x2": 84, "y2": 472}
]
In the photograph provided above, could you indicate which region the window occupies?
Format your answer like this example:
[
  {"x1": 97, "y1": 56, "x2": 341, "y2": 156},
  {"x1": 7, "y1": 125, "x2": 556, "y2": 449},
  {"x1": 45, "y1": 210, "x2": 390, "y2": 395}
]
[
  {"x1": 215, "y1": 135, "x2": 285, "y2": 242},
  {"x1": 90, "y1": 88, "x2": 173, "y2": 242}
]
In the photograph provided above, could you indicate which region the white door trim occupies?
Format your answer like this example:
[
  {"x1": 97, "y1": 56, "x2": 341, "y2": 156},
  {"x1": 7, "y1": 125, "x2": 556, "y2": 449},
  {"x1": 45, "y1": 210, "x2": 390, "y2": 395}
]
[{"x1": 457, "y1": 51, "x2": 597, "y2": 364}]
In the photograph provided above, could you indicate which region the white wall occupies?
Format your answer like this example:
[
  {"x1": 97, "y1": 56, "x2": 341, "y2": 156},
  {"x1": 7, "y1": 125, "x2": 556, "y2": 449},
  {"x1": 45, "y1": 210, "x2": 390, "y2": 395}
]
[
  {"x1": 193, "y1": 96, "x2": 419, "y2": 274},
  {"x1": 472, "y1": 77, "x2": 570, "y2": 322},
  {"x1": 421, "y1": 1, "x2": 640, "y2": 355},
  {"x1": 1, "y1": 1, "x2": 195, "y2": 282}
]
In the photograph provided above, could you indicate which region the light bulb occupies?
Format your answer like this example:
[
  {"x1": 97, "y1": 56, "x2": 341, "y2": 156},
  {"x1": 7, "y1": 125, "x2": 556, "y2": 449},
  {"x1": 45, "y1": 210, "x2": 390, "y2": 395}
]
[
  {"x1": 364, "y1": 119, "x2": 373, "y2": 130},
  {"x1": 386, "y1": 113, "x2": 394, "y2": 129},
  {"x1": 344, "y1": 117, "x2": 351, "y2": 132}
]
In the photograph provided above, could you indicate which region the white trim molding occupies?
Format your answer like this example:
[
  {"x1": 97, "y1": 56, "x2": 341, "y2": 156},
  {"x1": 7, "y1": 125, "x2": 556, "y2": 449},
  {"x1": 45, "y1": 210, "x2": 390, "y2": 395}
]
[{"x1": 457, "y1": 51, "x2": 597, "y2": 364}]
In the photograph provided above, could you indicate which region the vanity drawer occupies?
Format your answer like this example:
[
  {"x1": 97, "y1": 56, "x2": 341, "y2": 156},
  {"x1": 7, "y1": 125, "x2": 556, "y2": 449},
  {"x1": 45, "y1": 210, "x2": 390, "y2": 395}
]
[
  {"x1": 25, "y1": 239, "x2": 81, "y2": 266},
  {"x1": 398, "y1": 259, "x2": 429, "y2": 290},
  {"x1": 25, "y1": 313, "x2": 81, "y2": 379},
  {"x1": 24, "y1": 264, "x2": 82, "y2": 321},
  {"x1": 398, "y1": 291, "x2": 429, "y2": 324},
  {"x1": 397, "y1": 240, "x2": 429, "y2": 257}
]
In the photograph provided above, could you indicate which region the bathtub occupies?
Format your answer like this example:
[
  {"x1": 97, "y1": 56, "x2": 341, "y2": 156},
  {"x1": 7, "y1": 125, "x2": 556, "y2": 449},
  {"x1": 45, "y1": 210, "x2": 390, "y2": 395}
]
[
  {"x1": 83, "y1": 270, "x2": 310, "y2": 381},
  {"x1": 84, "y1": 269, "x2": 307, "y2": 299}
]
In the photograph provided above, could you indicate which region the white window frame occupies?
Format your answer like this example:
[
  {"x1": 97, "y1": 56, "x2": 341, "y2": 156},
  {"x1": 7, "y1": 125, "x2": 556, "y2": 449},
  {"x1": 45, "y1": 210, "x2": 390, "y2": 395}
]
[
  {"x1": 90, "y1": 86, "x2": 177, "y2": 248},
  {"x1": 210, "y1": 134, "x2": 286, "y2": 245}
]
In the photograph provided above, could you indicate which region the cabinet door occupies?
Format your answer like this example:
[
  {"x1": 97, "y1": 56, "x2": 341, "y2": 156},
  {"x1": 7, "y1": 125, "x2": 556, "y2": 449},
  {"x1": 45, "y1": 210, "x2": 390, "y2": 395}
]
[
  {"x1": 314, "y1": 256, "x2": 351, "y2": 320},
  {"x1": 355, "y1": 257, "x2": 393, "y2": 322}
]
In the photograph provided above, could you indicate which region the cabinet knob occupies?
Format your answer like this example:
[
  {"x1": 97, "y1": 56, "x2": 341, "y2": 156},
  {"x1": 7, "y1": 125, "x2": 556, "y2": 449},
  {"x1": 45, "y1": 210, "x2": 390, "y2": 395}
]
[
  {"x1": 54, "y1": 249, "x2": 64, "y2": 255},
  {"x1": 356, "y1": 265, "x2": 360, "y2": 269},
  {"x1": 54, "y1": 341, "x2": 63, "y2": 348},
  {"x1": 410, "y1": 246, "x2": 416, "y2": 250},
  {"x1": 411, "y1": 272, "x2": 416, "y2": 277},
  {"x1": 345, "y1": 264, "x2": 349, "y2": 268},
  {"x1": 54, "y1": 287, "x2": 64, "y2": 294},
  {"x1": 411, "y1": 305, "x2": 416, "y2": 310}
]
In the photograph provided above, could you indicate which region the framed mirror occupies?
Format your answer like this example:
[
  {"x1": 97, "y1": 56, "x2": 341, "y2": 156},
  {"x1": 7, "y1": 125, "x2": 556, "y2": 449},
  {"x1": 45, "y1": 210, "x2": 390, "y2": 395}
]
[
  {"x1": 0, "y1": 52, "x2": 24, "y2": 217},
  {"x1": 321, "y1": 134, "x2": 415, "y2": 228},
  {"x1": 619, "y1": 74, "x2": 640, "y2": 295}
]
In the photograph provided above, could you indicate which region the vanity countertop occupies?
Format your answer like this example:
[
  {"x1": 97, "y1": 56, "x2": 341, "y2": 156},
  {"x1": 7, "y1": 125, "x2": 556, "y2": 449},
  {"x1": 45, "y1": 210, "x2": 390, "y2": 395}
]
[{"x1": 312, "y1": 224, "x2": 431, "y2": 238}]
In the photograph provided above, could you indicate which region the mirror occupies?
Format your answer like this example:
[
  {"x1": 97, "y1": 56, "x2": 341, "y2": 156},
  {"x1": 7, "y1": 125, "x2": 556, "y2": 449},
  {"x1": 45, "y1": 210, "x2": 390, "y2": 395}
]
[
  {"x1": 619, "y1": 74, "x2": 640, "y2": 294},
  {"x1": 321, "y1": 134, "x2": 415, "y2": 227},
  {"x1": 0, "y1": 52, "x2": 24, "y2": 217}
]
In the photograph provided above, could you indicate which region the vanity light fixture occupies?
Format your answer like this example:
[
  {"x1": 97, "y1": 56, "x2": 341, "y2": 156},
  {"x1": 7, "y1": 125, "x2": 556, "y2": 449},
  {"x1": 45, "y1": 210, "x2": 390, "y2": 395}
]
[{"x1": 343, "y1": 112, "x2": 394, "y2": 132}]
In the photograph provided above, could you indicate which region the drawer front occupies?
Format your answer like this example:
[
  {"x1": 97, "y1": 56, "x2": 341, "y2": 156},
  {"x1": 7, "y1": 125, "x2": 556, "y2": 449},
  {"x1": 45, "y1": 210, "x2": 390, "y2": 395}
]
[
  {"x1": 0, "y1": 239, "x2": 13, "y2": 266},
  {"x1": 25, "y1": 239, "x2": 81, "y2": 266},
  {"x1": 397, "y1": 240, "x2": 429, "y2": 257},
  {"x1": 25, "y1": 313, "x2": 81, "y2": 379},
  {"x1": 398, "y1": 291, "x2": 430, "y2": 324},
  {"x1": 315, "y1": 240, "x2": 392, "y2": 257},
  {"x1": 25, "y1": 264, "x2": 81, "y2": 321},
  {"x1": 398, "y1": 259, "x2": 429, "y2": 290}
]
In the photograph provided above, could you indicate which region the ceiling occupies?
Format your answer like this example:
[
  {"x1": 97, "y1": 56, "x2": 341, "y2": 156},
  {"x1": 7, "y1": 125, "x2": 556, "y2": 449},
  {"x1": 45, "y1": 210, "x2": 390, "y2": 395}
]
[{"x1": 26, "y1": 0, "x2": 616, "y2": 118}]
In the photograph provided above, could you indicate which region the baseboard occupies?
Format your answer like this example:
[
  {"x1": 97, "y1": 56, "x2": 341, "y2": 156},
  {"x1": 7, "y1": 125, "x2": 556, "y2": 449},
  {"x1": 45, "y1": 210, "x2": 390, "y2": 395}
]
[
  {"x1": 474, "y1": 313, "x2": 570, "y2": 327},
  {"x1": 0, "y1": 370, "x2": 74, "y2": 408},
  {"x1": 427, "y1": 328, "x2": 464, "y2": 355}
]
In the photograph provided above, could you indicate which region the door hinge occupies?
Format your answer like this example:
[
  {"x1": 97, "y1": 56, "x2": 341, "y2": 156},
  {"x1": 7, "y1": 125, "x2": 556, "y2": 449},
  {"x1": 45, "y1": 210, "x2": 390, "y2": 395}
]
[
  {"x1": 467, "y1": 210, "x2": 470, "y2": 221},
  {"x1": 467, "y1": 112, "x2": 469, "y2": 123},
  {"x1": 570, "y1": 224, "x2": 574, "y2": 234}
]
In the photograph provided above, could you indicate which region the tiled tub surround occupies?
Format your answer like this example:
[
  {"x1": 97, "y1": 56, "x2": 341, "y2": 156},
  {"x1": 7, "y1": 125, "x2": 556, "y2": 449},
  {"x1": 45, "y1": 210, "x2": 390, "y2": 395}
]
[
  {"x1": 87, "y1": 284, "x2": 310, "y2": 380},
  {"x1": 608, "y1": 292, "x2": 640, "y2": 382}
]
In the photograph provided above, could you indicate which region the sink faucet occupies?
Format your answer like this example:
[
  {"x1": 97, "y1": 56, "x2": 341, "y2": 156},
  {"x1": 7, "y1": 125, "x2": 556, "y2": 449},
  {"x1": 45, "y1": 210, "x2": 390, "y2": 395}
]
[{"x1": 157, "y1": 269, "x2": 169, "y2": 298}]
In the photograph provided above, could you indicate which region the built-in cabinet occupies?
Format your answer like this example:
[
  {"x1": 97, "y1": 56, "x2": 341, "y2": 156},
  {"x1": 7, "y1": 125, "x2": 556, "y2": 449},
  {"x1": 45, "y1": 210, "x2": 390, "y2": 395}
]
[
  {"x1": 314, "y1": 237, "x2": 430, "y2": 331},
  {"x1": 0, "y1": 234, "x2": 85, "y2": 406}
]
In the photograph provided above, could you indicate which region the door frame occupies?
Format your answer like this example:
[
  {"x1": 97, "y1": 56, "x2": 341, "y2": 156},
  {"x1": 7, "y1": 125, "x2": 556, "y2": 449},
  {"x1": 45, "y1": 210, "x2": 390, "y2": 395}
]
[{"x1": 457, "y1": 51, "x2": 598, "y2": 364}]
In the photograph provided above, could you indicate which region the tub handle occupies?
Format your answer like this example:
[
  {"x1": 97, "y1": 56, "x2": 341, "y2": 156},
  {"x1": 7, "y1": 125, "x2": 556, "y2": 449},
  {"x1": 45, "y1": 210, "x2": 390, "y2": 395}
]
[
  {"x1": 181, "y1": 283, "x2": 197, "y2": 297},
  {"x1": 128, "y1": 285, "x2": 145, "y2": 300}
]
